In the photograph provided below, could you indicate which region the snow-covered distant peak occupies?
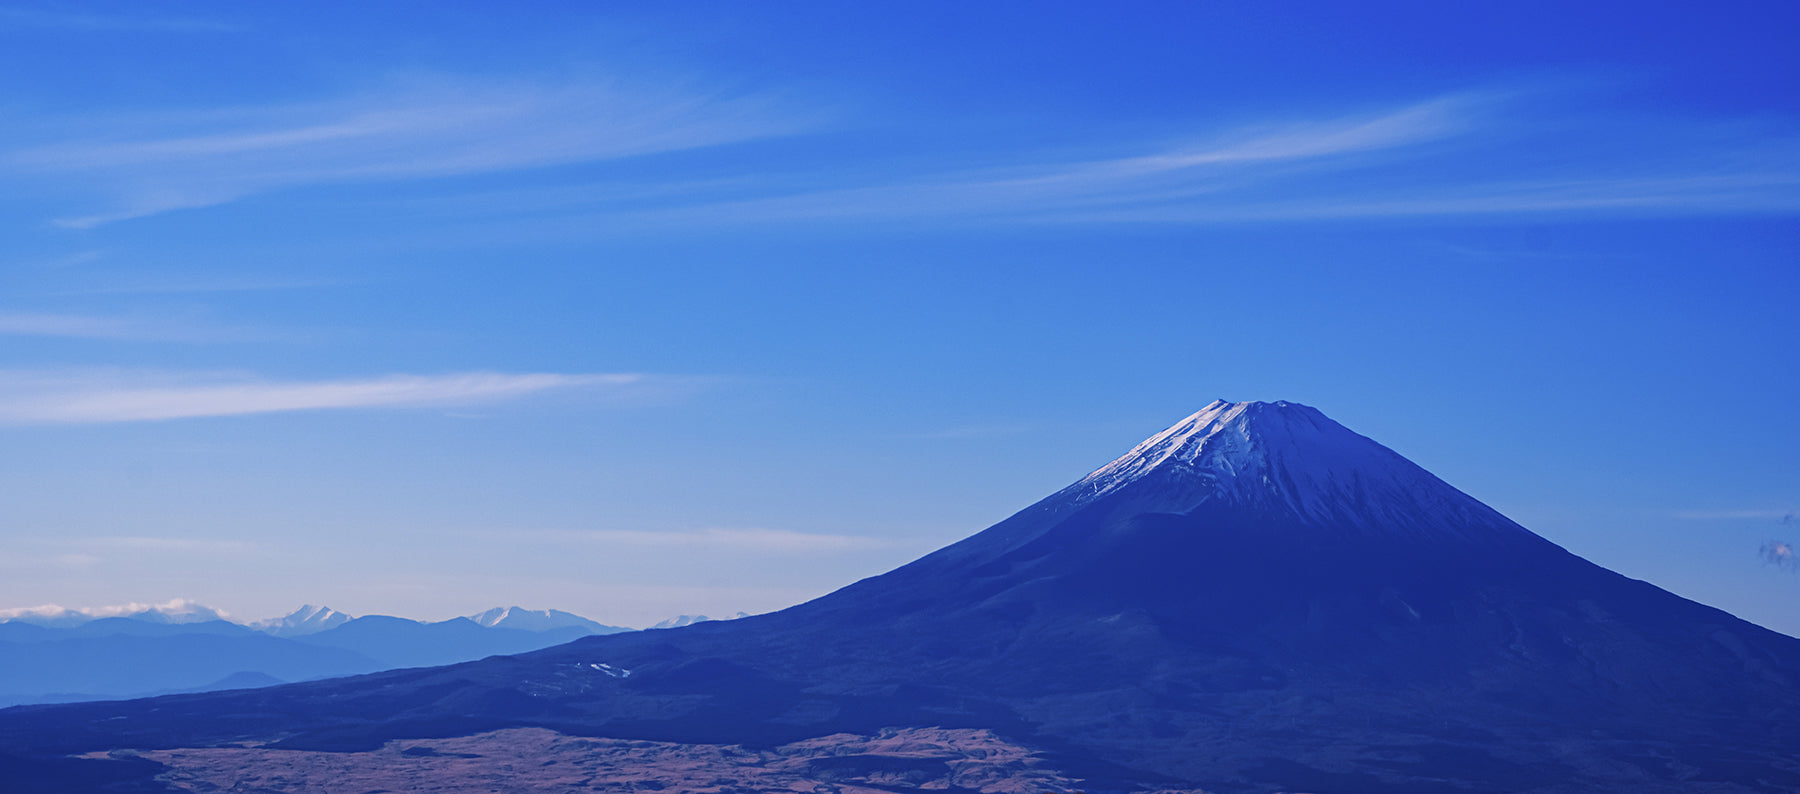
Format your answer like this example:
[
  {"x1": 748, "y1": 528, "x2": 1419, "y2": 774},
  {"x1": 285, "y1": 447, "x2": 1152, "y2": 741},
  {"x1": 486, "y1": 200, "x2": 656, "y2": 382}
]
[
  {"x1": 0, "y1": 598, "x2": 228, "y2": 627},
  {"x1": 649, "y1": 612, "x2": 749, "y2": 630},
  {"x1": 466, "y1": 606, "x2": 623, "y2": 634},
  {"x1": 468, "y1": 606, "x2": 554, "y2": 629},
  {"x1": 251, "y1": 605, "x2": 353, "y2": 637},
  {"x1": 1059, "y1": 400, "x2": 1531, "y2": 543}
]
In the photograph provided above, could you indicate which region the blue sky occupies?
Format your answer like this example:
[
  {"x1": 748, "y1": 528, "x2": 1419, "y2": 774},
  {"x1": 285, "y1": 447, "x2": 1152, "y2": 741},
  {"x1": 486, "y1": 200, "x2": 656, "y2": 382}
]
[{"x1": 1, "y1": 1, "x2": 1796, "y2": 631}]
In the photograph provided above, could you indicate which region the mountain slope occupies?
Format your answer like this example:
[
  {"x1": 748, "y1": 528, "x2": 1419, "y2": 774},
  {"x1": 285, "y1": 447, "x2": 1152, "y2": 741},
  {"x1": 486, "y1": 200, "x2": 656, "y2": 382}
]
[{"x1": 3, "y1": 401, "x2": 1798, "y2": 793}]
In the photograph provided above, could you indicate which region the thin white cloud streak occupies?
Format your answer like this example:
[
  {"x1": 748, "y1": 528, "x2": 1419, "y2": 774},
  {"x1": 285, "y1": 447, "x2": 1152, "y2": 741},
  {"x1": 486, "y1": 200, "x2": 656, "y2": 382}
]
[
  {"x1": 578, "y1": 93, "x2": 1798, "y2": 229},
  {"x1": 1673, "y1": 509, "x2": 1795, "y2": 520},
  {"x1": 675, "y1": 96, "x2": 1476, "y2": 224},
  {"x1": 504, "y1": 526, "x2": 898, "y2": 553},
  {"x1": 699, "y1": 158, "x2": 1800, "y2": 228},
  {"x1": 0, "y1": 311, "x2": 256, "y2": 342},
  {"x1": 1063, "y1": 172, "x2": 1800, "y2": 223},
  {"x1": 0, "y1": 7, "x2": 240, "y2": 33},
  {"x1": 0, "y1": 537, "x2": 254, "y2": 573},
  {"x1": 73, "y1": 536, "x2": 255, "y2": 554},
  {"x1": 0, "y1": 370, "x2": 649, "y2": 424},
  {"x1": 17, "y1": 250, "x2": 103, "y2": 269},
  {"x1": 1018, "y1": 95, "x2": 1469, "y2": 185},
  {"x1": 48, "y1": 275, "x2": 346, "y2": 297},
  {"x1": 0, "y1": 312, "x2": 142, "y2": 339},
  {"x1": 6, "y1": 77, "x2": 815, "y2": 227},
  {"x1": 902, "y1": 424, "x2": 1031, "y2": 440}
]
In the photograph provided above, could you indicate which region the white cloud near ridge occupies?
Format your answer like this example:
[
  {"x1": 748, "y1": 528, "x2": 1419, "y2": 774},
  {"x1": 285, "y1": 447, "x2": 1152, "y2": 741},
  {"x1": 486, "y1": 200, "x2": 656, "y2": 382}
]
[
  {"x1": 0, "y1": 597, "x2": 225, "y2": 622},
  {"x1": 0, "y1": 369, "x2": 651, "y2": 424}
]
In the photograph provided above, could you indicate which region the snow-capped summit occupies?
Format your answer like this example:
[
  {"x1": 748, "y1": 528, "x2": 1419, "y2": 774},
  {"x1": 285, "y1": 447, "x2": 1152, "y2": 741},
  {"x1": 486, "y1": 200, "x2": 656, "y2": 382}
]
[
  {"x1": 250, "y1": 605, "x2": 352, "y2": 637},
  {"x1": 1051, "y1": 399, "x2": 1533, "y2": 544},
  {"x1": 465, "y1": 606, "x2": 625, "y2": 634}
]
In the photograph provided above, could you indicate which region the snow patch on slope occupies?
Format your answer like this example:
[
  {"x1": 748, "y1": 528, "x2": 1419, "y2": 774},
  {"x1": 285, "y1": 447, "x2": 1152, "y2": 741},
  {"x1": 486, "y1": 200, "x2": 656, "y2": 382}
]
[{"x1": 587, "y1": 662, "x2": 632, "y2": 678}]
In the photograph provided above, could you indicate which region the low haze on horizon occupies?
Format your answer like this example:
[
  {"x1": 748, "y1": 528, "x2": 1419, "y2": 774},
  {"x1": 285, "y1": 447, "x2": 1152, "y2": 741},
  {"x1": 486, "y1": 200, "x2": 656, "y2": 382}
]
[{"x1": 1, "y1": 2, "x2": 1796, "y2": 634}]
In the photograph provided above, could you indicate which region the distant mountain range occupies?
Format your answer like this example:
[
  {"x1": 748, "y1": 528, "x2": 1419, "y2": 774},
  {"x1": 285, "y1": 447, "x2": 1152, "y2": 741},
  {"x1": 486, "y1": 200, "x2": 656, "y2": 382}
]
[
  {"x1": 0, "y1": 605, "x2": 634, "y2": 707},
  {"x1": 7, "y1": 401, "x2": 1797, "y2": 792}
]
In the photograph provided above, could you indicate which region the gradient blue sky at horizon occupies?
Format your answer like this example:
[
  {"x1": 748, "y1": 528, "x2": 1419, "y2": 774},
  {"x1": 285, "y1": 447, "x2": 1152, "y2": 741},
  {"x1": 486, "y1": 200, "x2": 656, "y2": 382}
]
[{"x1": 1, "y1": 1, "x2": 1796, "y2": 631}]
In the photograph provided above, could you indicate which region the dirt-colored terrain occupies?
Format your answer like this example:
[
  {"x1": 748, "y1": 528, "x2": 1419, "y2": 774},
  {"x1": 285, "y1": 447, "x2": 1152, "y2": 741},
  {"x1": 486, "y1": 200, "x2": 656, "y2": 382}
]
[{"x1": 114, "y1": 726, "x2": 1183, "y2": 793}]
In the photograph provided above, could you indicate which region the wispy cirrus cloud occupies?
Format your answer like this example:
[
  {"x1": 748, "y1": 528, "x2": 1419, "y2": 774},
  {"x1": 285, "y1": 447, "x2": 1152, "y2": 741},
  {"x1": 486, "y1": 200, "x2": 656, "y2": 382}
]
[
  {"x1": 902, "y1": 423, "x2": 1031, "y2": 440},
  {"x1": 0, "y1": 7, "x2": 240, "y2": 33},
  {"x1": 5, "y1": 75, "x2": 816, "y2": 227},
  {"x1": 18, "y1": 81, "x2": 1794, "y2": 233},
  {"x1": 565, "y1": 89, "x2": 1799, "y2": 230},
  {"x1": 1063, "y1": 170, "x2": 1800, "y2": 223},
  {"x1": 73, "y1": 536, "x2": 256, "y2": 554},
  {"x1": 659, "y1": 95, "x2": 1479, "y2": 225},
  {"x1": 1673, "y1": 509, "x2": 1795, "y2": 520},
  {"x1": 0, "y1": 312, "x2": 150, "y2": 340},
  {"x1": 0, "y1": 369, "x2": 665, "y2": 424},
  {"x1": 0, "y1": 536, "x2": 258, "y2": 573},
  {"x1": 48, "y1": 274, "x2": 347, "y2": 297},
  {"x1": 0, "y1": 311, "x2": 259, "y2": 342},
  {"x1": 503, "y1": 526, "x2": 898, "y2": 553}
]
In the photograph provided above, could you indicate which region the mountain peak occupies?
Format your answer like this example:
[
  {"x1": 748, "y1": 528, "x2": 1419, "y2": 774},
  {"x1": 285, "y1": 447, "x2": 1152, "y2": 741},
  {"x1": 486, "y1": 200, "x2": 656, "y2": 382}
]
[
  {"x1": 466, "y1": 606, "x2": 629, "y2": 634},
  {"x1": 1054, "y1": 399, "x2": 1533, "y2": 545},
  {"x1": 251, "y1": 605, "x2": 352, "y2": 637}
]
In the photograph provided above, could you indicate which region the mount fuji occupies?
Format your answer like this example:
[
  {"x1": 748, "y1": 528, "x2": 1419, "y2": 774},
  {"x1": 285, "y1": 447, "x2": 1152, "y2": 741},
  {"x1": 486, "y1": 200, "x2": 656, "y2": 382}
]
[{"x1": 4, "y1": 400, "x2": 1798, "y2": 793}]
